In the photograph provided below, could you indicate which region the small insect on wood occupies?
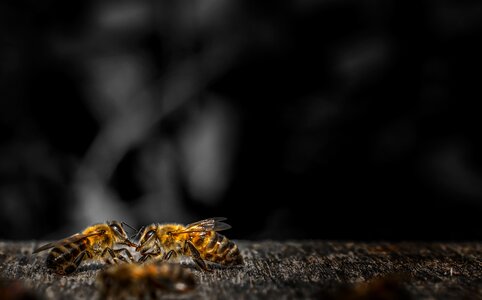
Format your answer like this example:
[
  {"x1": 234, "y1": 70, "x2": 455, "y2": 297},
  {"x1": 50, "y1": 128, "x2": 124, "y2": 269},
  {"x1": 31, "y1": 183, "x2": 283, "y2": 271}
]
[
  {"x1": 97, "y1": 261, "x2": 196, "y2": 299},
  {"x1": 33, "y1": 221, "x2": 136, "y2": 275},
  {"x1": 135, "y1": 217, "x2": 244, "y2": 271}
]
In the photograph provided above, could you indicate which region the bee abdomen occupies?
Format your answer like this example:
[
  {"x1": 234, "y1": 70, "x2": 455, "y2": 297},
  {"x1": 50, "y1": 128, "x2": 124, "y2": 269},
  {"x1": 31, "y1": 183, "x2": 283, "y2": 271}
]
[
  {"x1": 46, "y1": 241, "x2": 88, "y2": 274},
  {"x1": 223, "y1": 240, "x2": 243, "y2": 265},
  {"x1": 204, "y1": 233, "x2": 243, "y2": 266}
]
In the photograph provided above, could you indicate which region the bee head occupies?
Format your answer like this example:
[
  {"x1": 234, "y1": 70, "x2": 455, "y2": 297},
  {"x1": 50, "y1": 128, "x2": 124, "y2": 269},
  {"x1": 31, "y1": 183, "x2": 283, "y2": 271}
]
[
  {"x1": 136, "y1": 224, "x2": 158, "y2": 253},
  {"x1": 107, "y1": 220, "x2": 136, "y2": 247}
]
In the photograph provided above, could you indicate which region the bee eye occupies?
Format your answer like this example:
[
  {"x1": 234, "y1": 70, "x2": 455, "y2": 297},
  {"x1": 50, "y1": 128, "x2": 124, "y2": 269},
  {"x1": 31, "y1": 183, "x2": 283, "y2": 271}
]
[
  {"x1": 146, "y1": 230, "x2": 155, "y2": 239},
  {"x1": 111, "y1": 224, "x2": 121, "y2": 233}
]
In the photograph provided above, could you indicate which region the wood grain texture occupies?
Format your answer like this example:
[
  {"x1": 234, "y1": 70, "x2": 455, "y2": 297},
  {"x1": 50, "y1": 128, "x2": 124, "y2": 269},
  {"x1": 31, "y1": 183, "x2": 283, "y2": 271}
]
[{"x1": 0, "y1": 241, "x2": 480, "y2": 299}]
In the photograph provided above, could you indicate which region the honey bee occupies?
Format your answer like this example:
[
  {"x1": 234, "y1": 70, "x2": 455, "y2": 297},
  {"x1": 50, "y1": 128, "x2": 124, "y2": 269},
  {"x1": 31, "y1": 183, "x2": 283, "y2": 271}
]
[
  {"x1": 97, "y1": 261, "x2": 196, "y2": 299},
  {"x1": 33, "y1": 221, "x2": 136, "y2": 275},
  {"x1": 135, "y1": 217, "x2": 243, "y2": 271}
]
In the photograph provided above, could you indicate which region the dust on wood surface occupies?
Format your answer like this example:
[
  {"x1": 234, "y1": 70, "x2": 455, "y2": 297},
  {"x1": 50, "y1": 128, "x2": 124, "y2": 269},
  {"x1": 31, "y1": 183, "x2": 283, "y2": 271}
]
[{"x1": 0, "y1": 241, "x2": 480, "y2": 299}]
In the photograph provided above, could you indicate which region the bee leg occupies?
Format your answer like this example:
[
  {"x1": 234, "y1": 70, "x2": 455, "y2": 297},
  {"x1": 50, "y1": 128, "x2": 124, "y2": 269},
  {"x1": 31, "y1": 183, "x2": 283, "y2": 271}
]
[
  {"x1": 185, "y1": 241, "x2": 211, "y2": 272},
  {"x1": 138, "y1": 251, "x2": 162, "y2": 263},
  {"x1": 61, "y1": 251, "x2": 86, "y2": 274},
  {"x1": 101, "y1": 247, "x2": 126, "y2": 264},
  {"x1": 163, "y1": 250, "x2": 176, "y2": 261},
  {"x1": 138, "y1": 255, "x2": 148, "y2": 263},
  {"x1": 113, "y1": 248, "x2": 134, "y2": 263},
  {"x1": 100, "y1": 247, "x2": 114, "y2": 264}
]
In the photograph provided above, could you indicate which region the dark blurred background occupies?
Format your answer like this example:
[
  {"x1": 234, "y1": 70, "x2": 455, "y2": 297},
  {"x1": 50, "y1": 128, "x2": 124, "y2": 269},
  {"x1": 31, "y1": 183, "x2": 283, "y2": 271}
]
[{"x1": 1, "y1": 0, "x2": 481, "y2": 241}]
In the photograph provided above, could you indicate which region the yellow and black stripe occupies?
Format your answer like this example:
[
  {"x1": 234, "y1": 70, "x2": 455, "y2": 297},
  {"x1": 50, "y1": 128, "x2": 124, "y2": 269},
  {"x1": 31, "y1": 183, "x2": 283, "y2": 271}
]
[
  {"x1": 190, "y1": 232, "x2": 243, "y2": 266},
  {"x1": 46, "y1": 238, "x2": 90, "y2": 275}
]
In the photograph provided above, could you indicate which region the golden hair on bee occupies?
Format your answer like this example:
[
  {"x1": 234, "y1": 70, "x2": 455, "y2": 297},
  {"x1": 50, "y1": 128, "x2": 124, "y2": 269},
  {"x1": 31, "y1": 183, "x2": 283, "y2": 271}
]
[
  {"x1": 97, "y1": 261, "x2": 196, "y2": 299},
  {"x1": 135, "y1": 217, "x2": 243, "y2": 271},
  {"x1": 33, "y1": 221, "x2": 136, "y2": 275}
]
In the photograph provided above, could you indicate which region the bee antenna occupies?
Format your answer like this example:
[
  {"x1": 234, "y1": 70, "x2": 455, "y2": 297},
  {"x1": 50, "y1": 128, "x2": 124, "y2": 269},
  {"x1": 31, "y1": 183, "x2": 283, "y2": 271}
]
[
  {"x1": 132, "y1": 225, "x2": 145, "y2": 240},
  {"x1": 121, "y1": 221, "x2": 138, "y2": 232}
]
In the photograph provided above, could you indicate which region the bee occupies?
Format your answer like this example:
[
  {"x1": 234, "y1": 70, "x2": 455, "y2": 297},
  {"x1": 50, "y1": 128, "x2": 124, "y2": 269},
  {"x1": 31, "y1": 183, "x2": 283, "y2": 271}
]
[
  {"x1": 33, "y1": 221, "x2": 136, "y2": 275},
  {"x1": 135, "y1": 217, "x2": 243, "y2": 271},
  {"x1": 0, "y1": 279, "x2": 39, "y2": 300},
  {"x1": 97, "y1": 261, "x2": 196, "y2": 299}
]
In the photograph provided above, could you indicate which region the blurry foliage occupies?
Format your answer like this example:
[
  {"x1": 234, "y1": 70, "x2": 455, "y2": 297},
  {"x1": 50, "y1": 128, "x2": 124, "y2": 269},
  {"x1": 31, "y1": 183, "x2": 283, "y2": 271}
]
[{"x1": 1, "y1": 0, "x2": 482, "y2": 240}]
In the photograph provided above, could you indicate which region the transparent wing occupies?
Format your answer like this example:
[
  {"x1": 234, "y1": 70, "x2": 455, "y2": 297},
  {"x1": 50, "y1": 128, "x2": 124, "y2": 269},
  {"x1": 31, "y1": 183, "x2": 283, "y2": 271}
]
[
  {"x1": 171, "y1": 217, "x2": 232, "y2": 235},
  {"x1": 32, "y1": 231, "x2": 103, "y2": 253}
]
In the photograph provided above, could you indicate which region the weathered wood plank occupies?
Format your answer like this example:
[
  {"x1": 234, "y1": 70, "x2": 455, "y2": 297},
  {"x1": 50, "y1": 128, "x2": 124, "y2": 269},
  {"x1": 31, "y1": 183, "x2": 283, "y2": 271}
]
[{"x1": 0, "y1": 241, "x2": 480, "y2": 299}]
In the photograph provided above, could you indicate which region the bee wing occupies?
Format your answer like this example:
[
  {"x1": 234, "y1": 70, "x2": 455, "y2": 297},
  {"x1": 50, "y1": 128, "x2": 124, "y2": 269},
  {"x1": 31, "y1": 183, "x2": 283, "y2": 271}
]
[
  {"x1": 32, "y1": 231, "x2": 103, "y2": 253},
  {"x1": 172, "y1": 217, "x2": 232, "y2": 235}
]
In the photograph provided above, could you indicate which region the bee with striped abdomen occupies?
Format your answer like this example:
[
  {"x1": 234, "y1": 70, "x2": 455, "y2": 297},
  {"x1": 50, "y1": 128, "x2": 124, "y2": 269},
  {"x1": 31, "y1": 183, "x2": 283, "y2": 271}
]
[
  {"x1": 33, "y1": 221, "x2": 136, "y2": 275},
  {"x1": 135, "y1": 217, "x2": 243, "y2": 271},
  {"x1": 97, "y1": 261, "x2": 196, "y2": 299}
]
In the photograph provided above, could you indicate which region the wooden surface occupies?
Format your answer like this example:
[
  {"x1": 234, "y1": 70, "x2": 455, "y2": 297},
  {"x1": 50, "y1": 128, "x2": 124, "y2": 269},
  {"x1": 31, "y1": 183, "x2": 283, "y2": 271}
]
[{"x1": 0, "y1": 241, "x2": 480, "y2": 299}]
